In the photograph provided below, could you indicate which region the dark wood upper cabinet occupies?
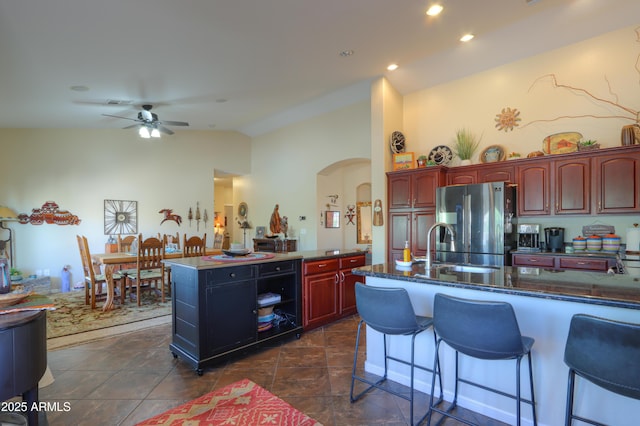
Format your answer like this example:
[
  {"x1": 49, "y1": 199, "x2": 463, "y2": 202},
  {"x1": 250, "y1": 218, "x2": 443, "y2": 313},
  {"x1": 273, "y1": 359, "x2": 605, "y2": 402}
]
[
  {"x1": 554, "y1": 158, "x2": 591, "y2": 215},
  {"x1": 478, "y1": 164, "x2": 515, "y2": 183},
  {"x1": 516, "y1": 162, "x2": 551, "y2": 216},
  {"x1": 593, "y1": 153, "x2": 640, "y2": 213}
]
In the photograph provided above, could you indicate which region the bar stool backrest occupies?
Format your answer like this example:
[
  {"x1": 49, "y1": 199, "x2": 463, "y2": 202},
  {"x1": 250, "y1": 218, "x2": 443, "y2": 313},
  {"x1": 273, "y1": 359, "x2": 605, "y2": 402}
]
[
  {"x1": 433, "y1": 293, "x2": 526, "y2": 360},
  {"x1": 564, "y1": 314, "x2": 640, "y2": 400},
  {"x1": 355, "y1": 283, "x2": 420, "y2": 335}
]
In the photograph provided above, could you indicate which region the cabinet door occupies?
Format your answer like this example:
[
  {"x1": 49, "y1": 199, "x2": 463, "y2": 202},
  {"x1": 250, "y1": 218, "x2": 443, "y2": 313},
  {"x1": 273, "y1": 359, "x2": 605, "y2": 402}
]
[
  {"x1": 478, "y1": 164, "x2": 515, "y2": 183},
  {"x1": 517, "y1": 162, "x2": 551, "y2": 216},
  {"x1": 412, "y1": 210, "x2": 436, "y2": 260},
  {"x1": 447, "y1": 170, "x2": 477, "y2": 186},
  {"x1": 593, "y1": 154, "x2": 640, "y2": 213},
  {"x1": 204, "y1": 279, "x2": 256, "y2": 357},
  {"x1": 388, "y1": 211, "x2": 411, "y2": 263},
  {"x1": 303, "y1": 271, "x2": 338, "y2": 329},
  {"x1": 554, "y1": 158, "x2": 591, "y2": 215},
  {"x1": 338, "y1": 255, "x2": 366, "y2": 316},
  {"x1": 388, "y1": 173, "x2": 412, "y2": 209},
  {"x1": 413, "y1": 170, "x2": 441, "y2": 209}
]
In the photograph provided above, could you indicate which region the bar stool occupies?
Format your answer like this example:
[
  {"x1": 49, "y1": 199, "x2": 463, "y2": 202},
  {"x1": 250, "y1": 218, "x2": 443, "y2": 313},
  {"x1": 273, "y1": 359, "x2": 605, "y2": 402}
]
[
  {"x1": 350, "y1": 283, "x2": 442, "y2": 426},
  {"x1": 428, "y1": 293, "x2": 537, "y2": 426},
  {"x1": 564, "y1": 314, "x2": 640, "y2": 426}
]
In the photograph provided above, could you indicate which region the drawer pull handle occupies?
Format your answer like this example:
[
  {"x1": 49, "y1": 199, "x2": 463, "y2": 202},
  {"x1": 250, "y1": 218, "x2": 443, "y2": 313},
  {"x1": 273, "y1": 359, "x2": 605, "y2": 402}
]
[
  {"x1": 318, "y1": 264, "x2": 327, "y2": 268},
  {"x1": 275, "y1": 266, "x2": 281, "y2": 271},
  {"x1": 529, "y1": 259, "x2": 538, "y2": 262},
  {"x1": 230, "y1": 273, "x2": 236, "y2": 278}
]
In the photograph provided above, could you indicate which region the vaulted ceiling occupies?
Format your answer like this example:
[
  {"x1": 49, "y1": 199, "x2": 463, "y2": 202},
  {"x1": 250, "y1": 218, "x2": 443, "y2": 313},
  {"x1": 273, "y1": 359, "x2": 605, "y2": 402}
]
[{"x1": 1, "y1": 0, "x2": 638, "y2": 137}]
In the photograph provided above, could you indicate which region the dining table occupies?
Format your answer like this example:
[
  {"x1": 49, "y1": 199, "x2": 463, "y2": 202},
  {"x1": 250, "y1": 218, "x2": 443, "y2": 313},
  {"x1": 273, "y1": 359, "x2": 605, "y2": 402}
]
[{"x1": 92, "y1": 248, "x2": 222, "y2": 308}]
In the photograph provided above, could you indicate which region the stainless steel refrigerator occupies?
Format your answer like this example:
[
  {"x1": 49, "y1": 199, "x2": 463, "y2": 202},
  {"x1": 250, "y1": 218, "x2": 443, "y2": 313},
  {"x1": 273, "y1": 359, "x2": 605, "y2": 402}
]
[{"x1": 434, "y1": 182, "x2": 516, "y2": 266}]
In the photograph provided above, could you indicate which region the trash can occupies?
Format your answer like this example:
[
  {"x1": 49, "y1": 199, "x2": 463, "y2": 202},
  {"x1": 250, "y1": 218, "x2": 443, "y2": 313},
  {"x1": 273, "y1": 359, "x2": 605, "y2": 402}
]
[{"x1": 60, "y1": 265, "x2": 71, "y2": 292}]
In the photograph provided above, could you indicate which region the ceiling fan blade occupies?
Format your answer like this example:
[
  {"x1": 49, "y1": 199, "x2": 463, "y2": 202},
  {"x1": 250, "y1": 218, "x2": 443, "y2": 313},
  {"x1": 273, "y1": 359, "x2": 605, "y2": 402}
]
[
  {"x1": 160, "y1": 120, "x2": 189, "y2": 127},
  {"x1": 102, "y1": 113, "x2": 139, "y2": 122},
  {"x1": 158, "y1": 126, "x2": 175, "y2": 135},
  {"x1": 122, "y1": 124, "x2": 141, "y2": 130}
]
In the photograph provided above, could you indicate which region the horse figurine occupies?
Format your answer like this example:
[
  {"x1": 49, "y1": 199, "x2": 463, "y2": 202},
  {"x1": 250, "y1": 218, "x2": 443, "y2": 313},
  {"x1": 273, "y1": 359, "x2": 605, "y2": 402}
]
[{"x1": 159, "y1": 209, "x2": 182, "y2": 226}]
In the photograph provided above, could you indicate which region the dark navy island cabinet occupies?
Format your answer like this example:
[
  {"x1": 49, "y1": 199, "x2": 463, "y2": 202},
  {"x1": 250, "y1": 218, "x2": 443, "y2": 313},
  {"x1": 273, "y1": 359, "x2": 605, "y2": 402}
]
[{"x1": 169, "y1": 259, "x2": 302, "y2": 375}]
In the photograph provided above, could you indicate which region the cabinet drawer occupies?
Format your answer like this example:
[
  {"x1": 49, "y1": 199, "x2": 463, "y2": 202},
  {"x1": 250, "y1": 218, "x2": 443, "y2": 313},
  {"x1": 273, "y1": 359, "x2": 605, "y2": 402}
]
[
  {"x1": 339, "y1": 255, "x2": 366, "y2": 269},
  {"x1": 212, "y1": 265, "x2": 255, "y2": 283},
  {"x1": 558, "y1": 257, "x2": 609, "y2": 271},
  {"x1": 512, "y1": 254, "x2": 555, "y2": 268},
  {"x1": 303, "y1": 259, "x2": 339, "y2": 275},
  {"x1": 258, "y1": 260, "x2": 295, "y2": 276}
]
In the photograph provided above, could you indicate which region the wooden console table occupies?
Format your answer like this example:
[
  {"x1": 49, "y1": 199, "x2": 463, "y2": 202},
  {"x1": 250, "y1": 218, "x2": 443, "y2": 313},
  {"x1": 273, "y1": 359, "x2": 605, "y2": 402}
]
[{"x1": 253, "y1": 238, "x2": 297, "y2": 253}]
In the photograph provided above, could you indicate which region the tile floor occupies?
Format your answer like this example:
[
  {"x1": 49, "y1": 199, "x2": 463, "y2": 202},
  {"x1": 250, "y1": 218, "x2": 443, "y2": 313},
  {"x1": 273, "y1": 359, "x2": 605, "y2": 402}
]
[{"x1": 41, "y1": 315, "x2": 508, "y2": 425}]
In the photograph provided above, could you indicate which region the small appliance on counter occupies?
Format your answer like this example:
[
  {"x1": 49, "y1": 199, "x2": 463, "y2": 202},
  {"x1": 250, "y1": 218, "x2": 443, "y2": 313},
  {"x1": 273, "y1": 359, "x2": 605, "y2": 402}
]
[
  {"x1": 517, "y1": 224, "x2": 541, "y2": 252},
  {"x1": 544, "y1": 227, "x2": 565, "y2": 252}
]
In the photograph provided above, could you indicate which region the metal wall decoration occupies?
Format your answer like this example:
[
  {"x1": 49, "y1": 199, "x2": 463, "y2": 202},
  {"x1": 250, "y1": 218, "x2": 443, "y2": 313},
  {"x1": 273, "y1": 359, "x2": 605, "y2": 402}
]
[
  {"x1": 345, "y1": 204, "x2": 356, "y2": 225},
  {"x1": 159, "y1": 208, "x2": 182, "y2": 226},
  {"x1": 19, "y1": 201, "x2": 81, "y2": 226},
  {"x1": 104, "y1": 200, "x2": 136, "y2": 234},
  {"x1": 494, "y1": 107, "x2": 521, "y2": 132}
]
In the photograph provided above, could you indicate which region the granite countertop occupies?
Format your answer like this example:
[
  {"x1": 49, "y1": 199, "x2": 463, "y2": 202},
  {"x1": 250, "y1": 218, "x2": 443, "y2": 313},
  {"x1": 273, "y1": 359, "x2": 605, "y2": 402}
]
[
  {"x1": 163, "y1": 248, "x2": 367, "y2": 269},
  {"x1": 353, "y1": 262, "x2": 640, "y2": 310}
]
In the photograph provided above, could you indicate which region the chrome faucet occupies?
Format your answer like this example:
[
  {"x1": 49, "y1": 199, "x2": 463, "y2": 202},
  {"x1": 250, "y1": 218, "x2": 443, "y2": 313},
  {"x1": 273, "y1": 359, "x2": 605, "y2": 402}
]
[{"x1": 426, "y1": 222, "x2": 456, "y2": 269}]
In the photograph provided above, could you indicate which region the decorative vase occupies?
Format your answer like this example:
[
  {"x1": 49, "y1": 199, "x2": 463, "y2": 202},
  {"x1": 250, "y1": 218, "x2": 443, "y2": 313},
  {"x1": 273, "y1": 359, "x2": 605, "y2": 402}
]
[
  {"x1": 416, "y1": 159, "x2": 427, "y2": 168},
  {"x1": 621, "y1": 124, "x2": 640, "y2": 146},
  {"x1": 460, "y1": 159, "x2": 472, "y2": 166}
]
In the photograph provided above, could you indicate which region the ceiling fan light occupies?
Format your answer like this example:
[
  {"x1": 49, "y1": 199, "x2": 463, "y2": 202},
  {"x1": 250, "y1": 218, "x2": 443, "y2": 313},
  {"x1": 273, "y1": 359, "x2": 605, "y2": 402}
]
[
  {"x1": 150, "y1": 128, "x2": 161, "y2": 138},
  {"x1": 139, "y1": 126, "x2": 151, "y2": 138}
]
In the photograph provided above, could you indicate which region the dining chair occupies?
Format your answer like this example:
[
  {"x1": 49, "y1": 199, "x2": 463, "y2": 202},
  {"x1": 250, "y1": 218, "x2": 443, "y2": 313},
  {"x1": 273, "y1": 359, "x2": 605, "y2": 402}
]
[
  {"x1": 183, "y1": 234, "x2": 207, "y2": 257},
  {"x1": 126, "y1": 234, "x2": 165, "y2": 306},
  {"x1": 117, "y1": 235, "x2": 137, "y2": 253},
  {"x1": 77, "y1": 235, "x2": 124, "y2": 309}
]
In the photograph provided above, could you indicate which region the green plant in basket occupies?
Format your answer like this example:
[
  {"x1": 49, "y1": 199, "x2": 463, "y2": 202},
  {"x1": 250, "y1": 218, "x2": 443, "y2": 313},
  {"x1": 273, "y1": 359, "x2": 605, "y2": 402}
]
[{"x1": 453, "y1": 128, "x2": 481, "y2": 160}]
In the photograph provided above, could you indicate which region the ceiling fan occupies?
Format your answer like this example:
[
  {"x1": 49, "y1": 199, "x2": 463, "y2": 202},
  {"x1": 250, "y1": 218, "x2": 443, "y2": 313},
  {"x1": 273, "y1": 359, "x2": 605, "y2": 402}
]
[{"x1": 102, "y1": 104, "x2": 189, "y2": 137}]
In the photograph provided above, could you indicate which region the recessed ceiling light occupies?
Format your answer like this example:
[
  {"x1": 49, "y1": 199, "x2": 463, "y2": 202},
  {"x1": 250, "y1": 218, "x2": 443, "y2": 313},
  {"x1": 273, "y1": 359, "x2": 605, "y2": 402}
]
[
  {"x1": 426, "y1": 4, "x2": 443, "y2": 16},
  {"x1": 339, "y1": 50, "x2": 354, "y2": 57},
  {"x1": 70, "y1": 85, "x2": 89, "y2": 92},
  {"x1": 460, "y1": 34, "x2": 475, "y2": 42},
  {"x1": 387, "y1": 64, "x2": 399, "y2": 71}
]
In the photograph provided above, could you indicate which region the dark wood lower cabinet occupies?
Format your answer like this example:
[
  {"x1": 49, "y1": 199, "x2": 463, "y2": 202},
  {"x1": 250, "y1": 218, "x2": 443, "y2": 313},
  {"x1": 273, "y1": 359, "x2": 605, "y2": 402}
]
[
  {"x1": 512, "y1": 253, "x2": 615, "y2": 272},
  {"x1": 169, "y1": 259, "x2": 302, "y2": 375},
  {"x1": 303, "y1": 254, "x2": 366, "y2": 330}
]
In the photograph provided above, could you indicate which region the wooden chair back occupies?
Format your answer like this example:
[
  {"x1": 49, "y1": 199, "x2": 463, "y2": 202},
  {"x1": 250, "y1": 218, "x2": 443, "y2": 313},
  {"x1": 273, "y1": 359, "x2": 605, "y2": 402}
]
[
  {"x1": 118, "y1": 235, "x2": 137, "y2": 252},
  {"x1": 183, "y1": 234, "x2": 207, "y2": 257},
  {"x1": 76, "y1": 235, "x2": 101, "y2": 308},
  {"x1": 129, "y1": 234, "x2": 166, "y2": 306}
]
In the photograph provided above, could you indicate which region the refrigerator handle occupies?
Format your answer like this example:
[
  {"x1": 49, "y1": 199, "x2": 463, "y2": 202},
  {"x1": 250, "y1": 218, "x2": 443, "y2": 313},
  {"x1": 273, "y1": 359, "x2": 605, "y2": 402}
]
[{"x1": 464, "y1": 194, "x2": 471, "y2": 254}]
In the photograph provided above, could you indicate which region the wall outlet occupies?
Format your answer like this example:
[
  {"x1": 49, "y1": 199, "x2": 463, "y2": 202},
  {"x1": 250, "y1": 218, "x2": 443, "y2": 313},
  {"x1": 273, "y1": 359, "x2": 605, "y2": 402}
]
[{"x1": 300, "y1": 228, "x2": 307, "y2": 235}]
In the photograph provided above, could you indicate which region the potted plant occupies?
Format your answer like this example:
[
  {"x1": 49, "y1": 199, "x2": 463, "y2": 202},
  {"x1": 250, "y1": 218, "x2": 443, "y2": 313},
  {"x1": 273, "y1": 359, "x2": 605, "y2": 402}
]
[
  {"x1": 577, "y1": 139, "x2": 599, "y2": 151},
  {"x1": 453, "y1": 128, "x2": 481, "y2": 165},
  {"x1": 416, "y1": 155, "x2": 428, "y2": 167}
]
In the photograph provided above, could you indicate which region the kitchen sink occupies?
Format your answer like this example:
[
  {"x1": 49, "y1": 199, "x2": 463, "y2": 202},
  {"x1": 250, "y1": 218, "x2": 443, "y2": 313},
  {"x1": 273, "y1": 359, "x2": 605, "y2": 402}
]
[{"x1": 432, "y1": 264, "x2": 499, "y2": 274}]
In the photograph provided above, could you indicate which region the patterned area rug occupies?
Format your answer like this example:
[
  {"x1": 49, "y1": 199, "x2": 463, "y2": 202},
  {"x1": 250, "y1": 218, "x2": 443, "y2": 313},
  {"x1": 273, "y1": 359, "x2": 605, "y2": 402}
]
[
  {"x1": 137, "y1": 378, "x2": 322, "y2": 425},
  {"x1": 46, "y1": 289, "x2": 171, "y2": 339}
]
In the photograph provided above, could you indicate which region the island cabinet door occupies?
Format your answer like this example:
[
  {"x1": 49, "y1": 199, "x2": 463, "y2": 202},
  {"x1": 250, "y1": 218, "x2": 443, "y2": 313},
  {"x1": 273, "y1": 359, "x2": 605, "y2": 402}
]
[
  {"x1": 303, "y1": 259, "x2": 339, "y2": 330},
  {"x1": 203, "y1": 267, "x2": 257, "y2": 358}
]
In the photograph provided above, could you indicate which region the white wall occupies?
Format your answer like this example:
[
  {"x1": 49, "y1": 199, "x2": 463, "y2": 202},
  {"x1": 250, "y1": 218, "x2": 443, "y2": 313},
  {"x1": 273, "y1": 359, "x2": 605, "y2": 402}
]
[
  {"x1": 0, "y1": 128, "x2": 251, "y2": 288},
  {"x1": 246, "y1": 101, "x2": 371, "y2": 251}
]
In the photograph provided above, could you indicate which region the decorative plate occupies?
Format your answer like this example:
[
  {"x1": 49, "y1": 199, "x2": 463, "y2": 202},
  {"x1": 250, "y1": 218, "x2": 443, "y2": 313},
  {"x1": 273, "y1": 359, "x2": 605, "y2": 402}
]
[
  {"x1": 480, "y1": 145, "x2": 506, "y2": 163},
  {"x1": 428, "y1": 145, "x2": 453, "y2": 166},
  {"x1": 0, "y1": 288, "x2": 33, "y2": 308},
  {"x1": 390, "y1": 131, "x2": 406, "y2": 154},
  {"x1": 237, "y1": 202, "x2": 248, "y2": 220},
  {"x1": 542, "y1": 132, "x2": 581, "y2": 155}
]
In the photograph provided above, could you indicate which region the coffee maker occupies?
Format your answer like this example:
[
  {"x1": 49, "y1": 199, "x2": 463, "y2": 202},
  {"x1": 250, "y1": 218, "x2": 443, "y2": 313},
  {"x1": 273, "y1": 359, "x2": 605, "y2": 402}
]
[
  {"x1": 545, "y1": 227, "x2": 565, "y2": 252},
  {"x1": 517, "y1": 224, "x2": 541, "y2": 252}
]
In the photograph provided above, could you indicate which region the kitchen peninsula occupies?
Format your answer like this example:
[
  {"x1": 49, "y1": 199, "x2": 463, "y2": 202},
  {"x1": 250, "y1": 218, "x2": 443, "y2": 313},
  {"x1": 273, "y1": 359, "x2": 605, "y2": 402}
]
[{"x1": 352, "y1": 263, "x2": 640, "y2": 426}]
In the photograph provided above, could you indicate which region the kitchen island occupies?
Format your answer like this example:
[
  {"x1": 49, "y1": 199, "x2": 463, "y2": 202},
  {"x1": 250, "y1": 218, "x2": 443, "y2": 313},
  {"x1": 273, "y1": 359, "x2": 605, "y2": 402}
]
[
  {"x1": 164, "y1": 253, "x2": 303, "y2": 375},
  {"x1": 352, "y1": 263, "x2": 640, "y2": 426}
]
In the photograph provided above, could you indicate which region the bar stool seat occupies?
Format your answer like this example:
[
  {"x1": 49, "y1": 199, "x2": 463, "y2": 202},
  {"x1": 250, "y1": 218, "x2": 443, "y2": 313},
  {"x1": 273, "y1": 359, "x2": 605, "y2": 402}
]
[
  {"x1": 564, "y1": 313, "x2": 640, "y2": 426},
  {"x1": 428, "y1": 293, "x2": 537, "y2": 426},
  {"x1": 350, "y1": 283, "x2": 442, "y2": 426}
]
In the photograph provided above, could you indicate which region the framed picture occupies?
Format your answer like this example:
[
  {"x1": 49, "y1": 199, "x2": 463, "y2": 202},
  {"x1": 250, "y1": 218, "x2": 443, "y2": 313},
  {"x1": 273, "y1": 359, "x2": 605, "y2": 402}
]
[
  {"x1": 325, "y1": 211, "x2": 340, "y2": 228},
  {"x1": 255, "y1": 226, "x2": 266, "y2": 238},
  {"x1": 104, "y1": 200, "x2": 138, "y2": 235},
  {"x1": 393, "y1": 152, "x2": 415, "y2": 171}
]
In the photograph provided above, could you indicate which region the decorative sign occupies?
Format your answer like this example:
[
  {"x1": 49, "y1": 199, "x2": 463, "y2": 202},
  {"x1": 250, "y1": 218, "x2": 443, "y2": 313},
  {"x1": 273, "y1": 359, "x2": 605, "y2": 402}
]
[{"x1": 393, "y1": 152, "x2": 415, "y2": 171}]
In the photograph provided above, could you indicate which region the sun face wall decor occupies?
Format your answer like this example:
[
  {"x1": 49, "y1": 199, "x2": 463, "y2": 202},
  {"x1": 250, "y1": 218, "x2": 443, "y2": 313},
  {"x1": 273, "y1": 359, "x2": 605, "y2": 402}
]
[{"x1": 104, "y1": 200, "x2": 137, "y2": 235}]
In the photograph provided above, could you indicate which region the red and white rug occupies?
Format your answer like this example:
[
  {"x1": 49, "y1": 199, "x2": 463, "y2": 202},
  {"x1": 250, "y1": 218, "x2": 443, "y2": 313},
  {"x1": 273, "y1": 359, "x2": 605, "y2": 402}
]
[{"x1": 136, "y1": 378, "x2": 322, "y2": 425}]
